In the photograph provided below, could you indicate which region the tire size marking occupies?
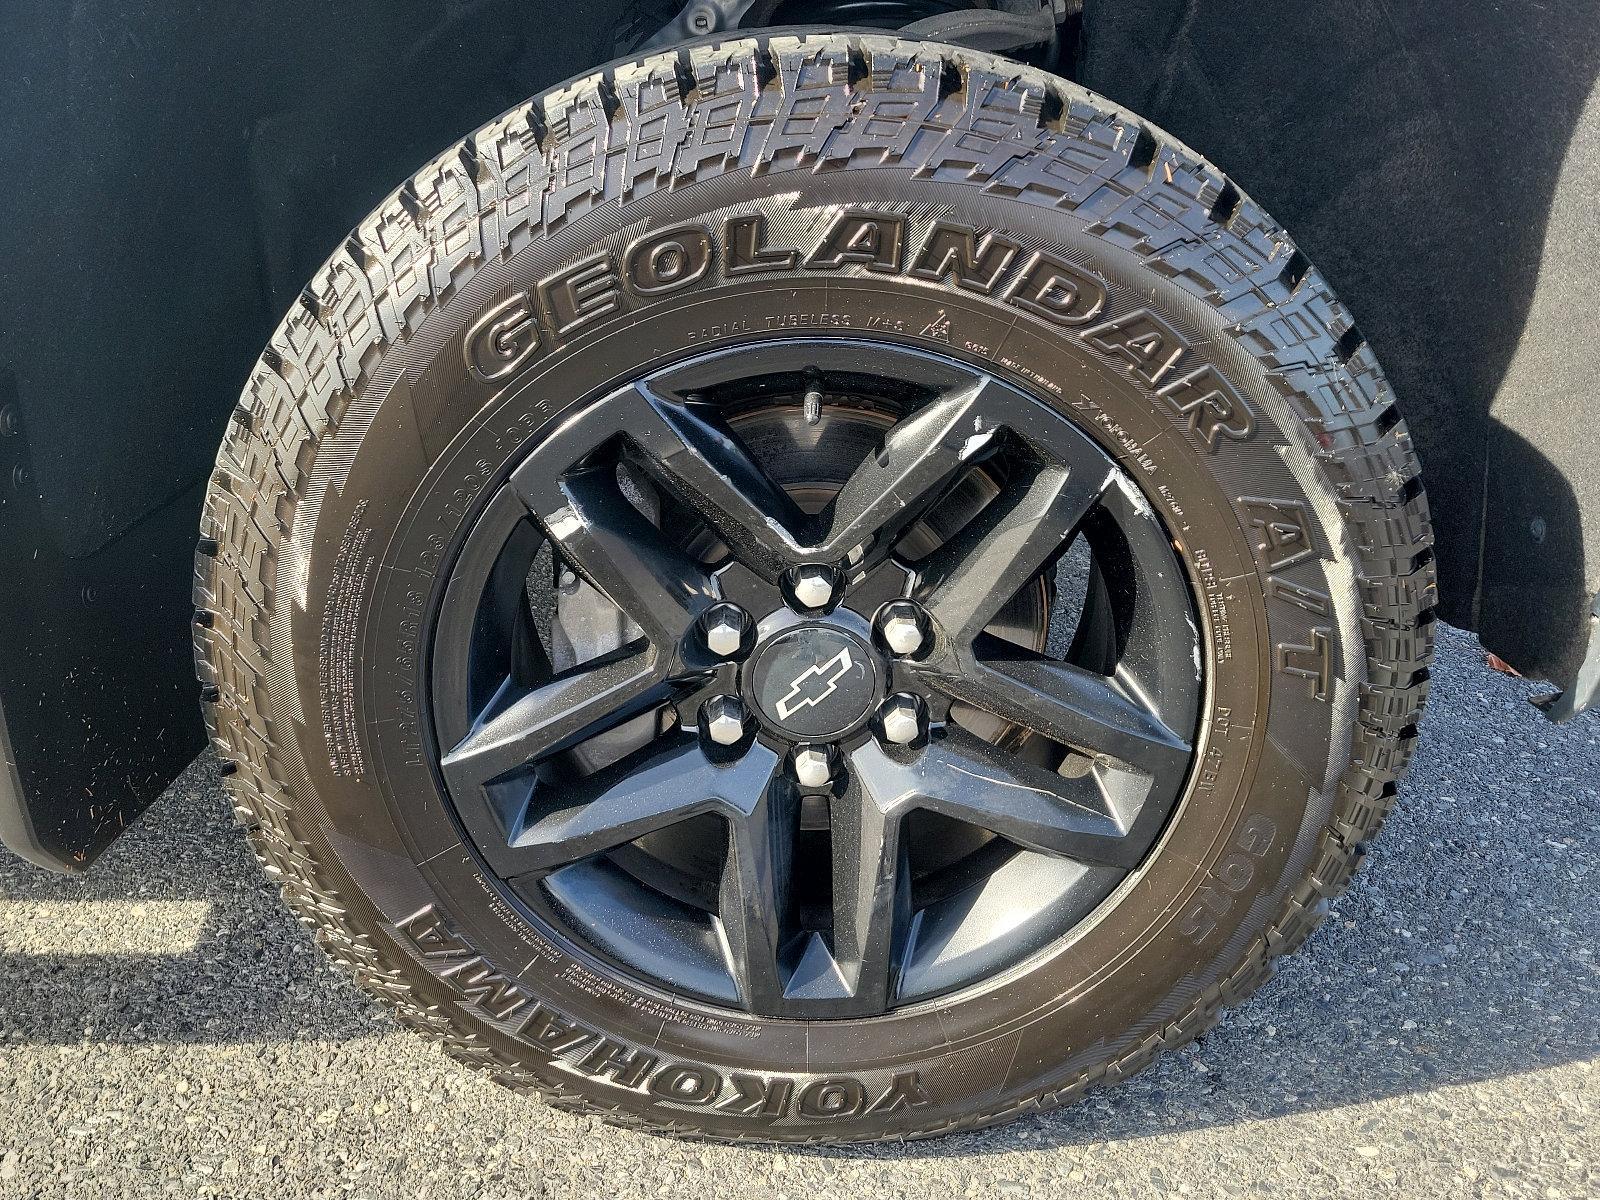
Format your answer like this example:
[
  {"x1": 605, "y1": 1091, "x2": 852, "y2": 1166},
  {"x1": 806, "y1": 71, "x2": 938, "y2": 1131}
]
[
  {"x1": 463, "y1": 211, "x2": 1258, "y2": 452},
  {"x1": 318, "y1": 501, "x2": 374, "y2": 778}
]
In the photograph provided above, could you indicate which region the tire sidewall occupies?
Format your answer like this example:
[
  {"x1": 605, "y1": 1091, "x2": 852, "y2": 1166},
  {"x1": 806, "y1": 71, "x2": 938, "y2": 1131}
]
[{"x1": 273, "y1": 153, "x2": 1360, "y2": 1134}]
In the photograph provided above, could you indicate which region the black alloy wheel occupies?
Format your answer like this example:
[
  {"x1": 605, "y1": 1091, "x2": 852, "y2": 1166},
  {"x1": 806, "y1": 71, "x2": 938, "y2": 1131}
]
[{"x1": 430, "y1": 341, "x2": 1201, "y2": 1018}]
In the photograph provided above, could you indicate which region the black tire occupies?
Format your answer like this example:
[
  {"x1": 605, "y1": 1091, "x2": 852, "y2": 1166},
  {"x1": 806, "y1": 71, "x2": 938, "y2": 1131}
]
[{"x1": 193, "y1": 32, "x2": 1435, "y2": 1143}]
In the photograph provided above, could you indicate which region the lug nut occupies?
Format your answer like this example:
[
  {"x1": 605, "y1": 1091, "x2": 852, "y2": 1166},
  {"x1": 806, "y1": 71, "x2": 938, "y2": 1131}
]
[
  {"x1": 791, "y1": 746, "x2": 833, "y2": 790},
  {"x1": 701, "y1": 695, "x2": 748, "y2": 747},
  {"x1": 790, "y1": 564, "x2": 835, "y2": 610},
  {"x1": 701, "y1": 603, "x2": 747, "y2": 658},
  {"x1": 878, "y1": 601, "x2": 928, "y2": 657},
  {"x1": 878, "y1": 694, "x2": 923, "y2": 746}
]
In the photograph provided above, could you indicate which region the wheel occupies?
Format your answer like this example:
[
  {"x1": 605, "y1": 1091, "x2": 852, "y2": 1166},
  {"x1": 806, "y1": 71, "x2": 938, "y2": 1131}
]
[{"x1": 193, "y1": 32, "x2": 1435, "y2": 1142}]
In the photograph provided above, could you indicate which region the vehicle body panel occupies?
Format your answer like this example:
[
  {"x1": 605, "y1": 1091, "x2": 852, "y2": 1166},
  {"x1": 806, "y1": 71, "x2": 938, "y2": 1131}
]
[
  {"x1": 0, "y1": 0, "x2": 633, "y2": 868},
  {"x1": 2, "y1": 0, "x2": 1596, "y2": 870},
  {"x1": 1079, "y1": 0, "x2": 1600, "y2": 692}
]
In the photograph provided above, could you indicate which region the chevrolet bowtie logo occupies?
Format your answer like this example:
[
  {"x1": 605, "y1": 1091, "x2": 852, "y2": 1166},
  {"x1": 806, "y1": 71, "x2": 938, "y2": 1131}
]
[{"x1": 774, "y1": 648, "x2": 855, "y2": 721}]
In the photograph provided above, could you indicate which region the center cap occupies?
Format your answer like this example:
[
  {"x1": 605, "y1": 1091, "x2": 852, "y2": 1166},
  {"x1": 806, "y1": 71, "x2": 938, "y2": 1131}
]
[{"x1": 748, "y1": 625, "x2": 878, "y2": 739}]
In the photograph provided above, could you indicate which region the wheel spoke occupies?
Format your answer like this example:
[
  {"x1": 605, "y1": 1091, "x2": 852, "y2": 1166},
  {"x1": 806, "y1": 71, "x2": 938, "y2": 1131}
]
[
  {"x1": 506, "y1": 738, "x2": 782, "y2": 878},
  {"x1": 626, "y1": 384, "x2": 808, "y2": 580},
  {"x1": 510, "y1": 459, "x2": 718, "y2": 649},
  {"x1": 849, "y1": 731, "x2": 1137, "y2": 869},
  {"x1": 441, "y1": 649, "x2": 665, "y2": 793},
  {"x1": 717, "y1": 781, "x2": 799, "y2": 1012},
  {"x1": 813, "y1": 380, "x2": 1002, "y2": 562},
  {"x1": 919, "y1": 640, "x2": 1191, "y2": 779},
  {"x1": 834, "y1": 745, "x2": 918, "y2": 1011},
  {"x1": 914, "y1": 462, "x2": 1113, "y2": 645}
]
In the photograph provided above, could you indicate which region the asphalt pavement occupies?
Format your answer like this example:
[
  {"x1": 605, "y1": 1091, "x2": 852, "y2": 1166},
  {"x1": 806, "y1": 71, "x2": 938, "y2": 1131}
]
[{"x1": 1, "y1": 622, "x2": 1595, "y2": 1199}]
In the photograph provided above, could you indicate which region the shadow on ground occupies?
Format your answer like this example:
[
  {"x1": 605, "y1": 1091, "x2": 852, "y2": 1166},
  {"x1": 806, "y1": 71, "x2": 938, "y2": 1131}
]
[{"x1": 1, "y1": 624, "x2": 1595, "y2": 1153}]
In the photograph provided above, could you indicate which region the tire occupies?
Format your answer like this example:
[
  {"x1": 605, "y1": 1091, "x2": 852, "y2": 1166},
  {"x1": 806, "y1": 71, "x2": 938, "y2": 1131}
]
[{"x1": 193, "y1": 32, "x2": 1435, "y2": 1143}]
